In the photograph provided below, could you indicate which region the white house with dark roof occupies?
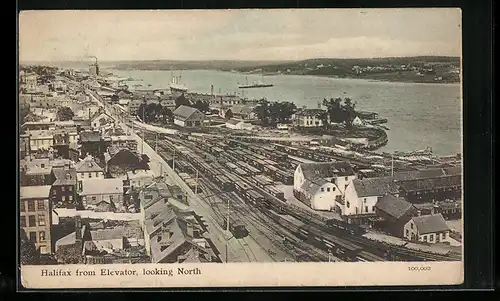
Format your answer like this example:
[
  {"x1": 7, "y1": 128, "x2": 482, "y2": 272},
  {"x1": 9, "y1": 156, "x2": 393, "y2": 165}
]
[
  {"x1": 90, "y1": 109, "x2": 114, "y2": 130},
  {"x1": 293, "y1": 162, "x2": 356, "y2": 211},
  {"x1": 80, "y1": 178, "x2": 124, "y2": 212},
  {"x1": 292, "y1": 108, "x2": 326, "y2": 127},
  {"x1": 343, "y1": 176, "x2": 400, "y2": 216},
  {"x1": 403, "y1": 213, "x2": 451, "y2": 244},
  {"x1": 173, "y1": 105, "x2": 205, "y2": 128},
  {"x1": 75, "y1": 155, "x2": 105, "y2": 189}
]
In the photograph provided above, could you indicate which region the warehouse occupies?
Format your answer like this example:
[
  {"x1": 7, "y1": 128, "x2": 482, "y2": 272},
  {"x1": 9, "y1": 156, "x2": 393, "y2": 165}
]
[{"x1": 173, "y1": 105, "x2": 206, "y2": 128}]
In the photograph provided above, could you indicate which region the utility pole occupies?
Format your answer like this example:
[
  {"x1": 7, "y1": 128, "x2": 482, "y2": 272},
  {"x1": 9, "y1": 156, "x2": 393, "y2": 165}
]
[
  {"x1": 194, "y1": 168, "x2": 199, "y2": 194},
  {"x1": 155, "y1": 133, "x2": 158, "y2": 152},
  {"x1": 391, "y1": 154, "x2": 394, "y2": 177},
  {"x1": 226, "y1": 195, "x2": 230, "y2": 263},
  {"x1": 172, "y1": 147, "x2": 175, "y2": 172}
]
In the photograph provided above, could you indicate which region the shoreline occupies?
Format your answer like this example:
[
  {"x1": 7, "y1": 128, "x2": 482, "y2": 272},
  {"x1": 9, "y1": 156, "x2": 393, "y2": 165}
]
[{"x1": 108, "y1": 67, "x2": 460, "y2": 86}]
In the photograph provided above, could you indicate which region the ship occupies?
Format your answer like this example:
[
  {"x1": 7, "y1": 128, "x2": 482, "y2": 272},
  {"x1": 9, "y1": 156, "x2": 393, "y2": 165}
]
[
  {"x1": 238, "y1": 76, "x2": 274, "y2": 89},
  {"x1": 169, "y1": 72, "x2": 188, "y2": 93}
]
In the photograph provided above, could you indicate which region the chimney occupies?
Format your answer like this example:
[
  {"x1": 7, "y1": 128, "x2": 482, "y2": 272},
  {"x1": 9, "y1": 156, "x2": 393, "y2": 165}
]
[
  {"x1": 210, "y1": 85, "x2": 214, "y2": 96},
  {"x1": 75, "y1": 215, "x2": 82, "y2": 242}
]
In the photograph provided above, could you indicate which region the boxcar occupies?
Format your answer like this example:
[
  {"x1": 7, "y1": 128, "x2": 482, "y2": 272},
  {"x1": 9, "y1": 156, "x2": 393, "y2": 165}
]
[{"x1": 265, "y1": 185, "x2": 285, "y2": 201}]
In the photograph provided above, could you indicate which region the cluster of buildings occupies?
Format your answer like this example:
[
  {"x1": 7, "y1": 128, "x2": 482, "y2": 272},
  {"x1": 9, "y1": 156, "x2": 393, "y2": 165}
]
[
  {"x1": 293, "y1": 161, "x2": 462, "y2": 244},
  {"x1": 20, "y1": 66, "x2": 222, "y2": 265}
]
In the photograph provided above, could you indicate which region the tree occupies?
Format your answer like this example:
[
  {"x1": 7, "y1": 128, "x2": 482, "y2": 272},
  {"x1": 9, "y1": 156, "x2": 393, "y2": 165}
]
[
  {"x1": 175, "y1": 93, "x2": 190, "y2": 109},
  {"x1": 253, "y1": 99, "x2": 270, "y2": 125},
  {"x1": 225, "y1": 109, "x2": 233, "y2": 120},
  {"x1": 254, "y1": 100, "x2": 296, "y2": 126},
  {"x1": 162, "y1": 107, "x2": 173, "y2": 123},
  {"x1": 20, "y1": 229, "x2": 40, "y2": 265},
  {"x1": 56, "y1": 107, "x2": 74, "y2": 121},
  {"x1": 137, "y1": 100, "x2": 147, "y2": 121},
  {"x1": 194, "y1": 100, "x2": 210, "y2": 113}
]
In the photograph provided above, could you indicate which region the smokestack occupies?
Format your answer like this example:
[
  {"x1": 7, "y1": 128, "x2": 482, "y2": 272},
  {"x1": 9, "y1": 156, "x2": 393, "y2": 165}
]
[{"x1": 211, "y1": 85, "x2": 214, "y2": 96}]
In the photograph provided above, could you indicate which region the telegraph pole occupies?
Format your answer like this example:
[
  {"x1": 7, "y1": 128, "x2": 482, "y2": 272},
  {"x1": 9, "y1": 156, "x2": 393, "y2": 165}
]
[
  {"x1": 172, "y1": 148, "x2": 175, "y2": 172},
  {"x1": 194, "y1": 168, "x2": 199, "y2": 194},
  {"x1": 391, "y1": 154, "x2": 394, "y2": 177}
]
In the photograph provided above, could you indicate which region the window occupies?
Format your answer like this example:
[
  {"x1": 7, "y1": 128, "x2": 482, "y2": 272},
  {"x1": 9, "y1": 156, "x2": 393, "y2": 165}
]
[
  {"x1": 92, "y1": 196, "x2": 96, "y2": 201},
  {"x1": 365, "y1": 206, "x2": 368, "y2": 213},
  {"x1": 28, "y1": 200, "x2": 35, "y2": 212},
  {"x1": 327, "y1": 188, "x2": 330, "y2": 192},
  {"x1": 40, "y1": 163, "x2": 45, "y2": 168},
  {"x1": 38, "y1": 214, "x2": 46, "y2": 226},
  {"x1": 321, "y1": 188, "x2": 324, "y2": 192},
  {"x1": 20, "y1": 201, "x2": 25, "y2": 212},
  {"x1": 109, "y1": 195, "x2": 114, "y2": 201},
  {"x1": 69, "y1": 195, "x2": 73, "y2": 201},
  {"x1": 346, "y1": 201, "x2": 350, "y2": 208},
  {"x1": 96, "y1": 172, "x2": 100, "y2": 178},
  {"x1": 68, "y1": 186, "x2": 73, "y2": 192},
  {"x1": 20, "y1": 216, "x2": 26, "y2": 227},
  {"x1": 372, "y1": 206, "x2": 375, "y2": 212},
  {"x1": 29, "y1": 232, "x2": 37, "y2": 242},
  {"x1": 442, "y1": 233, "x2": 446, "y2": 239},
  {"x1": 364, "y1": 198, "x2": 367, "y2": 203},
  {"x1": 39, "y1": 246, "x2": 47, "y2": 254},
  {"x1": 423, "y1": 235, "x2": 427, "y2": 242},
  {"x1": 37, "y1": 200, "x2": 45, "y2": 211},
  {"x1": 410, "y1": 223, "x2": 414, "y2": 229},
  {"x1": 62, "y1": 196, "x2": 66, "y2": 202},
  {"x1": 345, "y1": 176, "x2": 348, "y2": 181},
  {"x1": 28, "y1": 215, "x2": 36, "y2": 227},
  {"x1": 405, "y1": 229, "x2": 409, "y2": 237},
  {"x1": 429, "y1": 235, "x2": 434, "y2": 242},
  {"x1": 39, "y1": 231, "x2": 46, "y2": 241},
  {"x1": 89, "y1": 172, "x2": 92, "y2": 178}
]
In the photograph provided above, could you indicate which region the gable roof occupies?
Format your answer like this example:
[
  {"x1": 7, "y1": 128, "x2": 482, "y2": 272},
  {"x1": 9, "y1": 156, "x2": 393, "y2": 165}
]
[
  {"x1": 173, "y1": 105, "x2": 201, "y2": 121},
  {"x1": 52, "y1": 166, "x2": 77, "y2": 186},
  {"x1": 75, "y1": 156, "x2": 104, "y2": 173},
  {"x1": 393, "y1": 168, "x2": 446, "y2": 181},
  {"x1": 352, "y1": 177, "x2": 399, "y2": 197},
  {"x1": 397, "y1": 175, "x2": 461, "y2": 193},
  {"x1": 20, "y1": 185, "x2": 52, "y2": 199},
  {"x1": 375, "y1": 194, "x2": 415, "y2": 219},
  {"x1": 299, "y1": 162, "x2": 355, "y2": 181},
  {"x1": 410, "y1": 214, "x2": 450, "y2": 234}
]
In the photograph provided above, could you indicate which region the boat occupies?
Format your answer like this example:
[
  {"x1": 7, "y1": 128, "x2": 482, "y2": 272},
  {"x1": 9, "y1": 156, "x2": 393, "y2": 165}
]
[
  {"x1": 238, "y1": 76, "x2": 274, "y2": 89},
  {"x1": 169, "y1": 72, "x2": 188, "y2": 93}
]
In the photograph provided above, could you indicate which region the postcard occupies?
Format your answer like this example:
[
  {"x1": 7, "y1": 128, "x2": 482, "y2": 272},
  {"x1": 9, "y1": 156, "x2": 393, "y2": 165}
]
[{"x1": 18, "y1": 8, "x2": 463, "y2": 289}]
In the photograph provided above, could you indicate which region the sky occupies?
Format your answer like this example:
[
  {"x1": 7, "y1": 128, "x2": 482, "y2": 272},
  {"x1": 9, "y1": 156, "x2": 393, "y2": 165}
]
[{"x1": 19, "y1": 9, "x2": 462, "y2": 62}]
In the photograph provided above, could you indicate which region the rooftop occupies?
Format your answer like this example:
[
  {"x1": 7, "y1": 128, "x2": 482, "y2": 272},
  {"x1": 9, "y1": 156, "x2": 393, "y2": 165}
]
[
  {"x1": 75, "y1": 156, "x2": 104, "y2": 173},
  {"x1": 295, "y1": 108, "x2": 325, "y2": 117},
  {"x1": 127, "y1": 170, "x2": 156, "y2": 180},
  {"x1": 226, "y1": 119, "x2": 242, "y2": 126},
  {"x1": 375, "y1": 194, "x2": 415, "y2": 219},
  {"x1": 173, "y1": 105, "x2": 201, "y2": 121},
  {"x1": 352, "y1": 176, "x2": 400, "y2": 197},
  {"x1": 79, "y1": 131, "x2": 102, "y2": 142},
  {"x1": 20, "y1": 185, "x2": 52, "y2": 199},
  {"x1": 410, "y1": 214, "x2": 450, "y2": 234},
  {"x1": 81, "y1": 178, "x2": 123, "y2": 195},
  {"x1": 299, "y1": 161, "x2": 355, "y2": 181}
]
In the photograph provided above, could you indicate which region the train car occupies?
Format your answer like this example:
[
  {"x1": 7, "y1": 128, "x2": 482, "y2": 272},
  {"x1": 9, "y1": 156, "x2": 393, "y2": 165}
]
[
  {"x1": 222, "y1": 216, "x2": 248, "y2": 239},
  {"x1": 234, "y1": 168, "x2": 248, "y2": 177},
  {"x1": 265, "y1": 185, "x2": 285, "y2": 201},
  {"x1": 326, "y1": 218, "x2": 367, "y2": 236},
  {"x1": 274, "y1": 169, "x2": 294, "y2": 185},
  {"x1": 226, "y1": 162, "x2": 238, "y2": 170},
  {"x1": 234, "y1": 181, "x2": 251, "y2": 194},
  {"x1": 245, "y1": 189, "x2": 266, "y2": 205}
]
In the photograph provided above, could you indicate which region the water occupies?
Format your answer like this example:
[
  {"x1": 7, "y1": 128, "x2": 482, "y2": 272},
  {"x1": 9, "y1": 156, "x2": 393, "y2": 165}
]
[{"x1": 108, "y1": 69, "x2": 462, "y2": 156}]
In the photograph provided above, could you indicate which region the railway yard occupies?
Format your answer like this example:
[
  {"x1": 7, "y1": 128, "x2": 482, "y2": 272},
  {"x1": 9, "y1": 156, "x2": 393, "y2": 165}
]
[{"x1": 138, "y1": 129, "x2": 462, "y2": 263}]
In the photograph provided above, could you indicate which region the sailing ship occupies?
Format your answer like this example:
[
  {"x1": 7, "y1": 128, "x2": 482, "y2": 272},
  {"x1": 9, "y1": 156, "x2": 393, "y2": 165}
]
[
  {"x1": 169, "y1": 72, "x2": 188, "y2": 93},
  {"x1": 238, "y1": 76, "x2": 274, "y2": 89}
]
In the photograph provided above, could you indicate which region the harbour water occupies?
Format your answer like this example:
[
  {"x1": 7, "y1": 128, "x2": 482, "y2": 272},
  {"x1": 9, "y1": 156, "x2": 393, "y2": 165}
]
[{"x1": 107, "y1": 69, "x2": 461, "y2": 157}]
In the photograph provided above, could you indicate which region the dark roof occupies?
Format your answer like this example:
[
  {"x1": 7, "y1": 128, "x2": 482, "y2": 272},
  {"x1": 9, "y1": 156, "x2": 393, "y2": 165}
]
[
  {"x1": 393, "y1": 168, "x2": 445, "y2": 181},
  {"x1": 375, "y1": 194, "x2": 415, "y2": 219},
  {"x1": 353, "y1": 177, "x2": 399, "y2": 197},
  {"x1": 80, "y1": 131, "x2": 101, "y2": 142},
  {"x1": 299, "y1": 162, "x2": 355, "y2": 181},
  {"x1": 173, "y1": 105, "x2": 201, "y2": 121},
  {"x1": 397, "y1": 175, "x2": 461, "y2": 192},
  {"x1": 295, "y1": 108, "x2": 325, "y2": 117},
  {"x1": 411, "y1": 214, "x2": 450, "y2": 234},
  {"x1": 52, "y1": 166, "x2": 77, "y2": 186}
]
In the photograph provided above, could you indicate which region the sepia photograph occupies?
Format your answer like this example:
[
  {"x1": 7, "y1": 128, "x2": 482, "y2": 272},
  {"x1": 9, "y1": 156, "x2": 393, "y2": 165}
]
[{"x1": 18, "y1": 9, "x2": 463, "y2": 288}]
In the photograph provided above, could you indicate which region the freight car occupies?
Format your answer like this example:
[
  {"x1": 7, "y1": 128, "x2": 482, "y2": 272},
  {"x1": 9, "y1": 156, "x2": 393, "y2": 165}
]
[
  {"x1": 326, "y1": 218, "x2": 367, "y2": 236},
  {"x1": 244, "y1": 189, "x2": 266, "y2": 205},
  {"x1": 265, "y1": 185, "x2": 285, "y2": 201},
  {"x1": 222, "y1": 215, "x2": 248, "y2": 239}
]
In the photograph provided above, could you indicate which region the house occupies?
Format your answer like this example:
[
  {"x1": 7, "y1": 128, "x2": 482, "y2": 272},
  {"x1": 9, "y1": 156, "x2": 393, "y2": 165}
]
[
  {"x1": 80, "y1": 178, "x2": 125, "y2": 212},
  {"x1": 292, "y1": 108, "x2": 326, "y2": 127},
  {"x1": 403, "y1": 214, "x2": 451, "y2": 244},
  {"x1": 21, "y1": 121, "x2": 54, "y2": 133},
  {"x1": 102, "y1": 128, "x2": 138, "y2": 152},
  {"x1": 343, "y1": 177, "x2": 400, "y2": 218},
  {"x1": 173, "y1": 105, "x2": 206, "y2": 128},
  {"x1": 79, "y1": 131, "x2": 104, "y2": 158},
  {"x1": 27, "y1": 130, "x2": 54, "y2": 152},
  {"x1": 372, "y1": 194, "x2": 418, "y2": 237},
  {"x1": 293, "y1": 162, "x2": 356, "y2": 211},
  {"x1": 128, "y1": 99, "x2": 145, "y2": 116},
  {"x1": 52, "y1": 130, "x2": 78, "y2": 160},
  {"x1": 104, "y1": 146, "x2": 148, "y2": 178},
  {"x1": 142, "y1": 194, "x2": 217, "y2": 263},
  {"x1": 352, "y1": 116, "x2": 364, "y2": 127},
  {"x1": 159, "y1": 97, "x2": 176, "y2": 110},
  {"x1": 20, "y1": 185, "x2": 53, "y2": 254},
  {"x1": 225, "y1": 119, "x2": 253, "y2": 130},
  {"x1": 127, "y1": 170, "x2": 155, "y2": 191},
  {"x1": 90, "y1": 109, "x2": 114, "y2": 130},
  {"x1": 75, "y1": 155, "x2": 105, "y2": 191},
  {"x1": 212, "y1": 94, "x2": 243, "y2": 106},
  {"x1": 50, "y1": 163, "x2": 78, "y2": 209},
  {"x1": 228, "y1": 105, "x2": 255, "y2": 120},
  {"x1": 20, "y1": 158, "x2": 53, "y2": 186}
]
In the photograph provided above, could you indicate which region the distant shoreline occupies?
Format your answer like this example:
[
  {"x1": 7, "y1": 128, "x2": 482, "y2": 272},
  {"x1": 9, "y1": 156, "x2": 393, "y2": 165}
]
[{"x1": 109, "y1": 67, "x2": 460, "y2": 85}]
